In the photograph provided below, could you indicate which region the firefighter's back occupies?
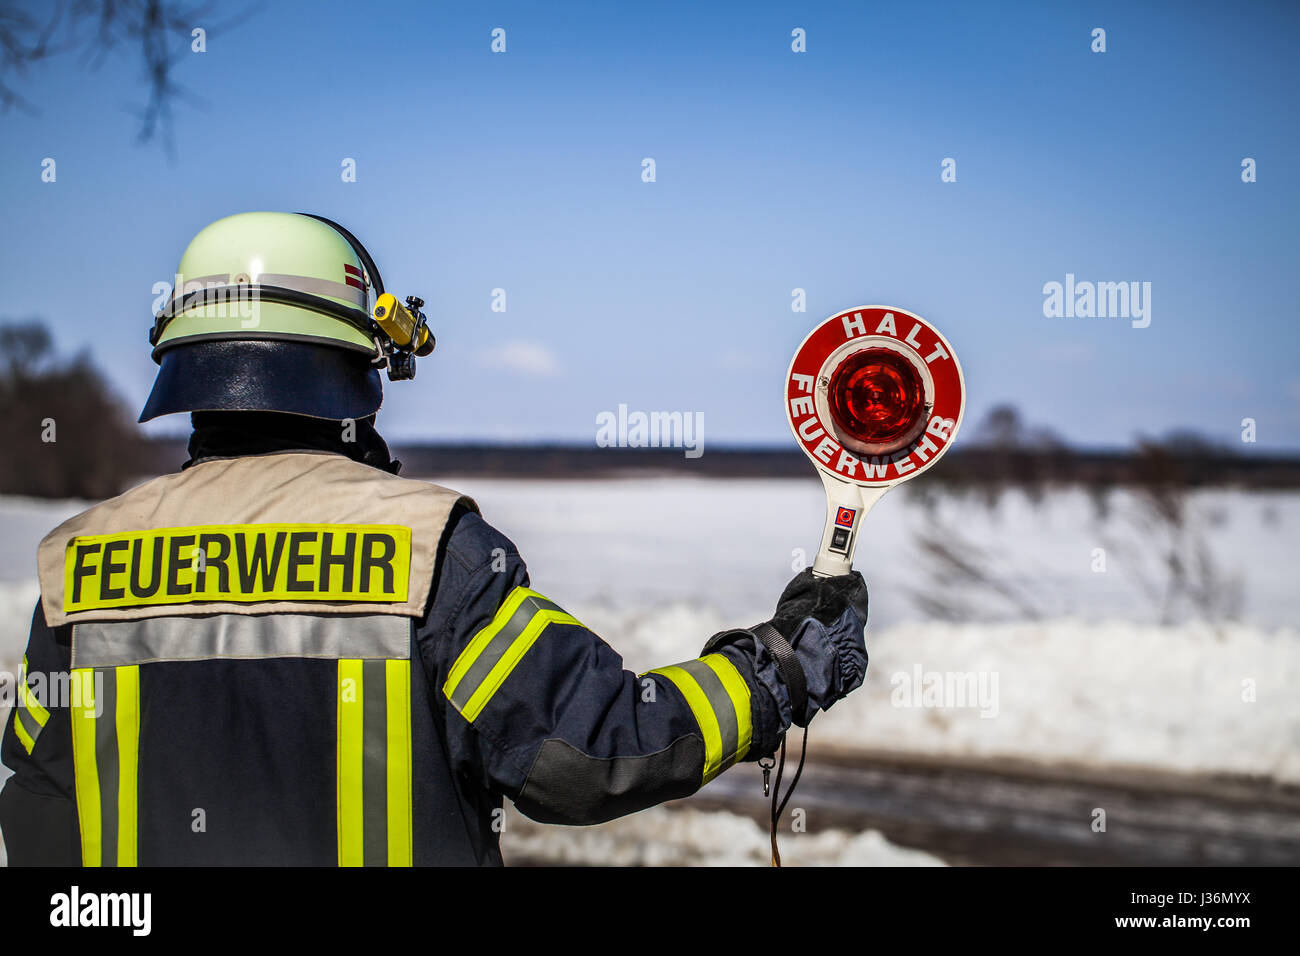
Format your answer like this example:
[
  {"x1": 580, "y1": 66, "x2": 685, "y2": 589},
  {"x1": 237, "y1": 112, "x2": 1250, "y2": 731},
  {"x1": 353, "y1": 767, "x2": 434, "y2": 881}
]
[{"x1": 34, "y1": 450, "x2": 483, "y2": 865}]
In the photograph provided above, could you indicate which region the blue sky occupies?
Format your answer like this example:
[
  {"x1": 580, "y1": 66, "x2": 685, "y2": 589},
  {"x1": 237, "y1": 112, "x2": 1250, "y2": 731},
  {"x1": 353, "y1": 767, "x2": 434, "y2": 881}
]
[{"x1": 1, "y1": 0, "x2": 1297, "y2": 449}]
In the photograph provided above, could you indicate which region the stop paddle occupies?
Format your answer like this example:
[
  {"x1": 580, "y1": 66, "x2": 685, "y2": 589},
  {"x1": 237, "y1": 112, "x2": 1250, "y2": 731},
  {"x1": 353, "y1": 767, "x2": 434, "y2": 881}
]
[{"x1": 785, "y1": 305, "x2": 966, "y2": 576}]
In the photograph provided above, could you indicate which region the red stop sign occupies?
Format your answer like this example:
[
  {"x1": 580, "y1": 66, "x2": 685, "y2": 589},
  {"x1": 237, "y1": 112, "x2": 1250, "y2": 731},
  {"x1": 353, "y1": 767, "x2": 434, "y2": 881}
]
[{"x1": 785, "y1": 305, "x2": 965, "y2": 488}]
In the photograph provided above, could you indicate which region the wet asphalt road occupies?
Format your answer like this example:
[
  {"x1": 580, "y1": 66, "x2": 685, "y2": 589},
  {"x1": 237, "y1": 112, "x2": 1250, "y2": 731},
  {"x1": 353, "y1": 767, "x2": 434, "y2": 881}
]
[{"x1": 681, "y1": 749, "x2": 1300, "y2": 866}]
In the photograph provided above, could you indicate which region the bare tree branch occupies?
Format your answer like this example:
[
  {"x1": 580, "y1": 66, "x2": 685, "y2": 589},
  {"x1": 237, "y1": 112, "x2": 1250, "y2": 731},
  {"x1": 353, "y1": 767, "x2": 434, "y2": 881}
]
[{"x1": 0, "y1": 0, "x2": 257, "y2": 152}]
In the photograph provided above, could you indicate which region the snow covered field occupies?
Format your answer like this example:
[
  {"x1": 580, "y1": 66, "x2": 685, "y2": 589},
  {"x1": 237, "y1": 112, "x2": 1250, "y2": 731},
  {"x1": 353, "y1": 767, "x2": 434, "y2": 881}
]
[{"x1": 1, "y1": 479, "x2": 1296, "y2": 865}]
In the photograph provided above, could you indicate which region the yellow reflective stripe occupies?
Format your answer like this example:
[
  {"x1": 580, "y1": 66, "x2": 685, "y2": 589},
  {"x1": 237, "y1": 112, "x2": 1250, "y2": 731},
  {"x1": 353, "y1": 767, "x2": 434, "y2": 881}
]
[
  {"x1": 70, "y1": 668, "x2": 101, "y2": 867},
  {"x1": 339, "y1": 658, "x2": 414, "y2": 868},
  {"x1": 13, "y1": 708, "x2": 35, "y2": 754},
  {"x1": 114, "y1": 665, "x2": 140, "y2": 867},
  {"x1": 442, "y1": 586, "x2": 539, "y2": 697},
  {"x1": 459, "y1": 608, "x2": 580, "y2": 723},
  {"x1": 385, "y1": 659, "x2": 413, "y2": 867},
  {"x1": 19, "y1": 656, "x2": 51, "y2": 727},
  {"x1": 337, "y1": 659, "x2": 365, "y2": 867},
  {"x1": 701, "y1": 653, "x2": 753, "y2": 763},
  {"x1": 651, "y1": 664, "x2": 725, "y2": 781},
  {"x1": 650, "y1": 655, "x2": 753, "y2": 783}
]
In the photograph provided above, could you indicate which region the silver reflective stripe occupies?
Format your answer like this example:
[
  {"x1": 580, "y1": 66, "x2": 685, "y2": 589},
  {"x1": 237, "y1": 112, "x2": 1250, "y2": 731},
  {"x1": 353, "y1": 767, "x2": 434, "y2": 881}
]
[
  {"x1": 258, "y1": 273, "x2": 366, "y2": 308},
  {"x1": 677, "y1": 659, "x2": 740, "y2": 767},
  {"x1": 96, "y1": 669, "x2": 120, "y2": 867},
  {"x1": 13, "y1": 703, "x2": 43, "y2": 750},
  {"x1": 72, "y1": 614, "x2": 411, "y2": 668},
  {"x1": 362, "y1": 660, "x2": 388, "y2": 867},
  {"x1": 167, "y1": 274, "x2": 365, "y2": 313}
]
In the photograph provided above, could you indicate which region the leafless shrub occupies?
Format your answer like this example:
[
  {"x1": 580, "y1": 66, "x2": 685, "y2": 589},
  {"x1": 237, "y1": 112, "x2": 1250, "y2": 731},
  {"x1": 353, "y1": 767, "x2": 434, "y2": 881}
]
[
  {"x1": 903, "y1": 516, "x2": 1046, "y2": 621},
  {"x1": 1103, "y1": 441, "x2": 1244, "y2": 628}
]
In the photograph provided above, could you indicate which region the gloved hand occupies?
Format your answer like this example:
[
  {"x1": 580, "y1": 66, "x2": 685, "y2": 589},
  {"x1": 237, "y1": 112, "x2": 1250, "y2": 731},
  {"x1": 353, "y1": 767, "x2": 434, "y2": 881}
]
[{"x1": 765, "y1": 568, "x2": 868, "y2": 726}]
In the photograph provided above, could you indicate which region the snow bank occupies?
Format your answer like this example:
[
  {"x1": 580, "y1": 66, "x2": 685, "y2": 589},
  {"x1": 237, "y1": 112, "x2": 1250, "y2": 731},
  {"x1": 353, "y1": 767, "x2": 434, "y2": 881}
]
[
  {"x1": 568, "y1": 604, "x2": 1300, "y2": 782},
  {"x1": 0, "y1": 497, "x2": 85, "y2": 583},
  {"x1": 0, "y1": 580, "x2": 40, "y2": 672},
  {"x1": 811, "y1": 618, "x2": 1300, "y2": 782},
  {"x1": 500, "y1": 803, "x2": 944, "y2": 867}
]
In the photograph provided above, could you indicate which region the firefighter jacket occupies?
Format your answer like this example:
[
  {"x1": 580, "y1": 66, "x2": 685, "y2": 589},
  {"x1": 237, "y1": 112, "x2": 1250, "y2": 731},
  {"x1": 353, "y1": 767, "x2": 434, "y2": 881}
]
[{"x1": 1, "y1": 449, "x2": 801, "y2": 865}]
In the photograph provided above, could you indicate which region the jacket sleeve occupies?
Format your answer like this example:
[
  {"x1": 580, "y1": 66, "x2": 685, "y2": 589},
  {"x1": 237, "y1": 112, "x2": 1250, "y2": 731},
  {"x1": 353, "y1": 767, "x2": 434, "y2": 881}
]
[
  {"x1": 416, "y1": 509, "x2": 794, "y2": 826},
  {"x1": 0, "y1": 600, "x2": 81, "y2": 865}
]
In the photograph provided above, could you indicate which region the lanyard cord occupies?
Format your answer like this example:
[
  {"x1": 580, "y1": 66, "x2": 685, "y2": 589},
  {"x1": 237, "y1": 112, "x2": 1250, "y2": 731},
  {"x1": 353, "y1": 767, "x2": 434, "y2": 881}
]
[
  {"x1": 768, "y1": 722, "x2": 810, "y2": 867},
  {"x1": 701, "y1": 622, "x2": 811, "y2": 867}
]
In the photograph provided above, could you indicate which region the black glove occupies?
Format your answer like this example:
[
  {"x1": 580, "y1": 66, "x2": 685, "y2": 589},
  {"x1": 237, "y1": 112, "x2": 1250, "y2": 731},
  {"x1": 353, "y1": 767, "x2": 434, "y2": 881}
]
[{"x1": 766, "y1": 568, "x2": 869, "y2": 726}]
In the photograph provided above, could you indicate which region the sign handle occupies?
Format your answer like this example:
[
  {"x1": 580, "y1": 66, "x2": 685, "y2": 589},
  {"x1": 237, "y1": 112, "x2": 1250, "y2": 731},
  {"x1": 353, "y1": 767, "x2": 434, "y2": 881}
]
[{"x1": 811, "y1": 475, "x2": 889, "y2": 577}]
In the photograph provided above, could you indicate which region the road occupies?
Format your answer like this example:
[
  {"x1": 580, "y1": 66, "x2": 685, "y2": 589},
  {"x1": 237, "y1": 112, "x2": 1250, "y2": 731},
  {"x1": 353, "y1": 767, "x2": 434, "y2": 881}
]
[{"x1": 681, "y1": 748, "x2": 1300, "y2": 866}]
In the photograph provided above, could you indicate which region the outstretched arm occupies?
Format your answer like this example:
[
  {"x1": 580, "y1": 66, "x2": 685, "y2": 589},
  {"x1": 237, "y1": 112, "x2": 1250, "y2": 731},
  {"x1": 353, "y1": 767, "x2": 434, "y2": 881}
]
[{"x1": 419, "y1": 511, "x2": 868, "y2": 826}]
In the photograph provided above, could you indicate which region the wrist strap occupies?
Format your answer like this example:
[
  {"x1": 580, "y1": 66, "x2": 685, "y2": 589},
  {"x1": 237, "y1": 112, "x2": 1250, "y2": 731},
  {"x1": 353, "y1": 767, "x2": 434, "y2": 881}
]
[
  {"x1": 704, "y1": 623, "x2": 808, "y2": 724},
  {"x1": 751, "y1": 621, "x2": 808, "y2": 724}
]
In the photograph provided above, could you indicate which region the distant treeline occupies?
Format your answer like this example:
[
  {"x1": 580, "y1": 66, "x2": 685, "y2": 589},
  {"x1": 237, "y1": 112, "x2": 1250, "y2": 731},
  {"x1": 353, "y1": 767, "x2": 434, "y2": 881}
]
[
  {"x1": 137, "y1": 439, "x2": 1300, "y2": 488},
  {"x1": 388, "y1": 442, "x2": 1300, "y2": 488}
]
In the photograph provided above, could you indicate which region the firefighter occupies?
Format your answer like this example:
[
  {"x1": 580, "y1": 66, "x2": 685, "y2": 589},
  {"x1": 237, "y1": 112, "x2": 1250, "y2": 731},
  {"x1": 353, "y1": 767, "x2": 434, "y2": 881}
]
[{"x1": 0, "y1": 212, "x2": 868, "y2": 866}]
